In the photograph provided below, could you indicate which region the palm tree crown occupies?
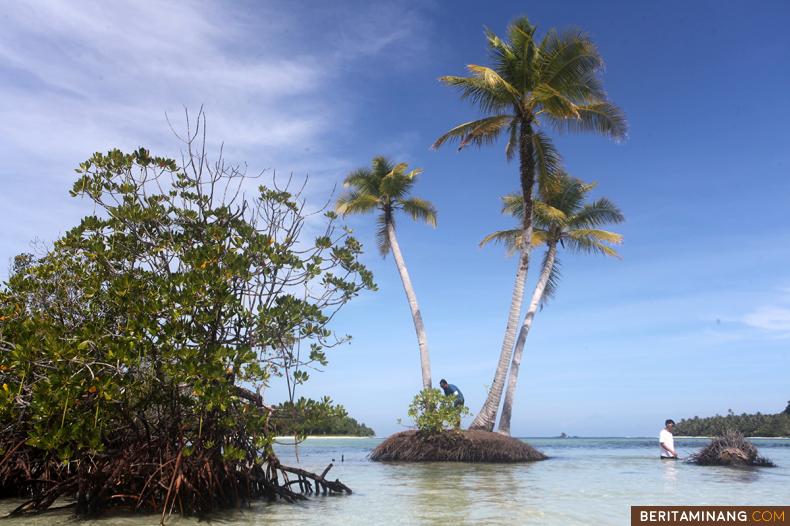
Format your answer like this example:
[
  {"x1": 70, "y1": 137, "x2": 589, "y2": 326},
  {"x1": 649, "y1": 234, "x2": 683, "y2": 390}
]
[
  {"x1": 481, "y1": 172, "x2": 624, "y2": 302},
  {"x1": 336, "y1": 156, "x2": 437, "y2": 256},
  {"x1": 433, "y1": 16, "x2": 627, "y2": 176}
]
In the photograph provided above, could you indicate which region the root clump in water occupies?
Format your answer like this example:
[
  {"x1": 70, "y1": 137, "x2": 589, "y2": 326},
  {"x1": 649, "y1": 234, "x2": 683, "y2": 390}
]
[
  {"x1": 689, "y1": 430, "x2": 774, "y2": 467},
  {"x1": 370, "y1": 430, "x2": 546, "y2": 462}
]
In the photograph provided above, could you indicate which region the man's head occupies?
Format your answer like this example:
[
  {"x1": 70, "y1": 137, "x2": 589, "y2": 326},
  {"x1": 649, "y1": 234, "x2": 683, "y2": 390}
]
[
  {"x1": 439, "y1": 379, "x2": 448, "y2": 388},
  {"x1": 665, "y1": 419, "x2": 675, "y2": 430}
]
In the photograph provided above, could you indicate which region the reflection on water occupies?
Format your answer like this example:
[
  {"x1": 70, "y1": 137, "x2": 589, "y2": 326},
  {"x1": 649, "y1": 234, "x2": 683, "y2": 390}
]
[
  {"x1": 1, "y1": 438, "x2": 788, "y2": 526},
  {"x1": 662, "y1": 458, "x2": 679, "y2": 485},
  {"x1": 414, "y1": 464, "x2": 471, "y2": 523}
]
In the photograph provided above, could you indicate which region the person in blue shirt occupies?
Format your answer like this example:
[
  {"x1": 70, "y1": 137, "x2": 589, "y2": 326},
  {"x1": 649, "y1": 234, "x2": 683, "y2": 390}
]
[{"x1": 439, "y1": 379, "x2": 464, "y2": 407}]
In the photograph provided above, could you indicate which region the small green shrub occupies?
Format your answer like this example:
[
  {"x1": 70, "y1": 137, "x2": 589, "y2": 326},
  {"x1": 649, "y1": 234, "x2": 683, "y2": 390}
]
[{"x1": 408, "y1": 388, "x2": 469, "y2": 433}]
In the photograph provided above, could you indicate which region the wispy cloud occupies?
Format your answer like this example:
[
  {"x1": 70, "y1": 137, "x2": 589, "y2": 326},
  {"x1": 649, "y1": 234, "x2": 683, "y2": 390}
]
[
  {"x1": 736, "y1": 283, "x2": 790, "y2": 336},
  {"x1": 0, "y1": 1, "x2": 328, "y2": 164},
  {"x1": 743, "y1": 306, "x2": 790, "y2": 336},
  {"x1": 0, "y1": 0, "x2": 431, "y2": 273}
]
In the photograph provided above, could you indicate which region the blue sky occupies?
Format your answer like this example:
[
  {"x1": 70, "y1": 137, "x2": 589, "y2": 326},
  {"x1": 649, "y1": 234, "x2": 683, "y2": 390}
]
[{"x1": 1, "y1": 1, "x2": 789, "y2": 437}]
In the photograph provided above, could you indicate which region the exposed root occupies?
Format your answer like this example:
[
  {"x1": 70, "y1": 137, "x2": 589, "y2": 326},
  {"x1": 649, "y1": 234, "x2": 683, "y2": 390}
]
[
  {"x1": 0, "y1": 433, "x2": 350, "y2": 521},
  {"x1": 689, "y1": 430, "x2": 775, "y2": 467},
  {"x1": 370, "y1": 430, "x2": 546, "y2": 462}
]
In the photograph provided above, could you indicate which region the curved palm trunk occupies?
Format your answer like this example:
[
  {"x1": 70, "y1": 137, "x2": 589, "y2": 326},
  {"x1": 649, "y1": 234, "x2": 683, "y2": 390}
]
[
  {"x1": 498, "y1": 243, "x2": 557, "y2": 436},
  {"x1": 386, "y1": 221, "x2": 432, "y2": 389},
  {"x1": 470, "y1": 119, "x2": 535, "y2": 431}
]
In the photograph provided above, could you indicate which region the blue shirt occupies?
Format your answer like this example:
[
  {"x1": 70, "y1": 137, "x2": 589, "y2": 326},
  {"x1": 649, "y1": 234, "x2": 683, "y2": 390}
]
[{"x1": 442, "y1": 383, "x2": 464, "y2": 402}]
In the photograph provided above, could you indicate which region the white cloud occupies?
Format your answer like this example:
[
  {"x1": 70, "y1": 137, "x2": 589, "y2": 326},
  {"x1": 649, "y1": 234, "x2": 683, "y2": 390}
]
[
  {"x1": 0, "y1": 0, "x2": 430, "y2": 275},
  {"x1": 743, "y1": 307, "x2": 790, "y2": 334},
  {"x1": 0, "y1": 1, "x2": 327, "y2": 162},
  {"x1": 738, "y1": 284, "x2": 790, "y2": 337}
]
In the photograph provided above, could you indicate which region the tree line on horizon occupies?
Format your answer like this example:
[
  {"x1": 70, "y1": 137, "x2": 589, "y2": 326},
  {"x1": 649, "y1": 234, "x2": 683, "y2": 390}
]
[
  {"x1": 271, "y1": 397, "x2": 375, "y2": 437},
  {"x1": 674, "y1": 403, "x2": 790, "y2": 437}
]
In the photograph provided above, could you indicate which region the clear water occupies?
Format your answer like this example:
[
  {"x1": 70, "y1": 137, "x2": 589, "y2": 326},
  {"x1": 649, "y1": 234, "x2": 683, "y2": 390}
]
[{"x1": 2, "y1": 437, "x2": 788, "y2": 525}]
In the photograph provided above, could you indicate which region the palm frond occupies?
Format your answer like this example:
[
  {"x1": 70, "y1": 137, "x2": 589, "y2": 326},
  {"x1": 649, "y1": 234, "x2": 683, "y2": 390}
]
[
  {"x1": 456, "y1": 115, "x2": 515, "y2": 150},
  {"x1": 371, "y1": 156, "x2": 395, "y2": 177},
  {"x1": 507, "y1": 16, "x2": 537, "y2": 54},
  {"x1": 335, "y1": 191, "x2": 380, "y2": 216},
  {"x1": 532, "y1": 130, "x2": 563, "y2": 192},
  {"x1": 533, "y1": 201, "x2": 567, "y2": 227},
  {"x1": 432, "y1": 115, "x2": 514, "y2": 151},
  {"x1": 547, "y1": 101, "x2": 628, "y2": 140},
  {"x1": 501, "y1": 191, "x2": 572, "y2": 230},
  {"x1": 399, "y1": 197, "x2": 437, "y2": 227},
  {"x1": 501, "y1": 193, "x2": 523, "y2": 217},
  {"x1": 479, "y1": 228, "x2": 546, "y2": 256},
  {"x1": 405, "y1": 167, "x2": 423, "y2": 180},
  {"x1": 484, "y1": 27, "x2": 518, "y2": 80},
  {"x1": 540, "y1": 251, "x2": 562, "y2": 308},
  {"x1": 375, "y1": 214, "x2": 392, "y2": 257},
  {"x1": 551, "y1": 175, "x2": 589, "y2": 216},
  {"x1": 570, "y1": 198, "x2": 625, "y2": 228},
  {"x1": 562, "y1": 231, "x2": 621, "y2": 258},
  {"x1": 567, "y1": 228, "x2": 623, "y2": 245},
  {"x1": 533, "y1": 83, "x2": 581, "y2": 119},
  {"x1": 438, "y1": 75, "x2": 514, "y2": 115},
  {"x1": 343, "y1": 168, "x2": 379, "y2": 195},
  {"x1": 554, "y1": 71, "x2": 606, "y2": 105},
  {"x1": 504, "y1": 117, "x2": 519, "y2": 162},
  {"x1": 507, "y1": 17, "x2": 539, "y2": 93},
  {"x1": 531, "y1": 229, "x2": 549, "y2": 247},
  {"x1": 466, "y1": 64, "x2": 522, "y2": 105},
  {"x1": 479, "y1": 228, "x2": 522, "y2": 255},
  {"x1": 380, "y1": 170, "x2": 412, "y2": 200},
  {"x1": 537, "y1": 29, "x2": 604, "y2": 99},
  {"x1": 387, "y1": 162, "x2": 410, "y2": 177}
]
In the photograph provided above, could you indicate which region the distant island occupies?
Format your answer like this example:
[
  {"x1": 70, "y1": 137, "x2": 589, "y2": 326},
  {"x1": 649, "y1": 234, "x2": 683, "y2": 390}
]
[
  {"x1": 674, "y1": 401, "x2": 790, "y2": 437},
  {"x1": 271, "y1": 397, "x2": 375, "y2": 437}
]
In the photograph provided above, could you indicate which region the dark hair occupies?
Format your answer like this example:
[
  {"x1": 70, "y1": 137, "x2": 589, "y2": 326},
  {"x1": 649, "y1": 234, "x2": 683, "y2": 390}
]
[
  {"x1": 439, "y1": 379, "x2": 447, "y2": 385},
  {"x1": 665, "y1": 419, "x2": 675, "y2": 426}
]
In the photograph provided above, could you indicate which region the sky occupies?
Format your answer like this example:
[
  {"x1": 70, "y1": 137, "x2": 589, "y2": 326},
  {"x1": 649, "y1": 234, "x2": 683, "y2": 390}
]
[{"x1": 1, "y1": 0, "x2": 789, "y2": 437}]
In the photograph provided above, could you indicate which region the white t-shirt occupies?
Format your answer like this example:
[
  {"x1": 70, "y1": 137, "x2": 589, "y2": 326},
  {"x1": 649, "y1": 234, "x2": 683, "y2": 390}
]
[{"x1": 659, "y1": 428, "x2": 675, "y2": 457}]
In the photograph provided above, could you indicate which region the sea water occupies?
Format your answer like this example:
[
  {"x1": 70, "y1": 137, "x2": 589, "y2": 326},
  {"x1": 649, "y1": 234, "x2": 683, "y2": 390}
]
[{"x1": 1, "y1": 437, "x2": 788, "y2": 525}]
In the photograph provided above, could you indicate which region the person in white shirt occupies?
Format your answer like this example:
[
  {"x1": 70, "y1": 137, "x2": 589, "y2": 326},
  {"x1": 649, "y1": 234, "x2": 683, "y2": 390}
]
[{"x1": 659, "y1": 419, "x2": 678, "y2": 459}]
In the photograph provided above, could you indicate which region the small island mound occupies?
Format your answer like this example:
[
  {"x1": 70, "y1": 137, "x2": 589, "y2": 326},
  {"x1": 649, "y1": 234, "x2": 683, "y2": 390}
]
[
  {"x1": 689, "y1": 431, "x2": 774, "y2": 467},
  {"x1": 370, "y1": 430, "x2": 546, "y2": 463}
]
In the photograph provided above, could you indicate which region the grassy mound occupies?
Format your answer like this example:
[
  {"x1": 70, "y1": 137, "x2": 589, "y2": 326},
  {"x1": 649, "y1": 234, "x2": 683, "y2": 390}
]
[
  {"x1": 689, "y1": 430, "x2": 774, "y2": 467},
  {"x1": 369, "y1": 430, "x2": 546, "y2": 462}
]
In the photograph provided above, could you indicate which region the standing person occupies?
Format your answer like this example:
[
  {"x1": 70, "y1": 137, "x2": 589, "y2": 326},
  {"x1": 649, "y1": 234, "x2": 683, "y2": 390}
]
[{"x1": 660, "y1": 419, "x2": 678, "y2": 459}]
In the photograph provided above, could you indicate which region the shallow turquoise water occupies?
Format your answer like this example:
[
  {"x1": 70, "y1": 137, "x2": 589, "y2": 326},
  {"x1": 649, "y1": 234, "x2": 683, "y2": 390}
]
[{"x1": 2, "y1": 437, "x2": 788, "y2": 525}]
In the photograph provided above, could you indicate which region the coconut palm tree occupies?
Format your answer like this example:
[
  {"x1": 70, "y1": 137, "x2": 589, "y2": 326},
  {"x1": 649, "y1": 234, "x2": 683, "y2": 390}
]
[
  {"x1": 480, "y1": 174, "x2": 624, "y2": 435},
  {"x1": 433, "y1": 16, "x2": 627, "y2": 430},
  {"x1": 336, "y1": 156, "x2": 437, "y2": 389}
]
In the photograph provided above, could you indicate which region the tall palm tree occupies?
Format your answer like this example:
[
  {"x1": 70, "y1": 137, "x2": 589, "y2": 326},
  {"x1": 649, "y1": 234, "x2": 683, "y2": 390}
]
[
  {"x1": 481, "y1": 173, "x2": 624, "y2": 435},
  {"x1": 433, "y1": 16, "x2": 627, "y2": 430},
  {"x1": 336, "y1": 156, "x2": 437, "y2": 389}
]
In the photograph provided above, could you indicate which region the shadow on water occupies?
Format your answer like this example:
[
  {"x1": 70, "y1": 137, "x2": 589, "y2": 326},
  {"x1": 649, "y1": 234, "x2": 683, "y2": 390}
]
[{"x1": 687, "y1": 463, "x2": 765, "y2": 484}]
